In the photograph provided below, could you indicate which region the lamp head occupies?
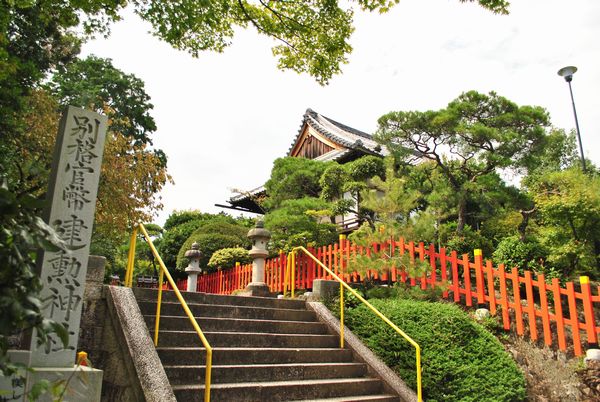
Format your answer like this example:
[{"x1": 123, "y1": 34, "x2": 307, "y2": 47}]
[{"x1": 558, "y1": 66, "x2": 577, "y2": 82}]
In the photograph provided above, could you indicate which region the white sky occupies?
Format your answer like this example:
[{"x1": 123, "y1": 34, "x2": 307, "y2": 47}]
[{"x1": 81, "y1": 0, "x2": 600, "y2": 226}]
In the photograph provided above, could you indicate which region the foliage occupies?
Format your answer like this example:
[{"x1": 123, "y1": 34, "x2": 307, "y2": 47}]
[
  {"x1": 528, "y1": 169, "x2": 600, "y2": 278},
  {"x1": 523, "y1": 128, "x2": 578, "y2": 179},
  {"x1": 159, "y1": 211, "x2": 252, "y2": 270},
  {"x1": 346, "y1": 155, "x2": 386, "y2": 182},
  {"x1": 438, "y1": 223, "x2": 493, "y2": 257},
  {"x1": 359, "y1": 159, "x2": 419, "y2": 223},
  {"x1": 0, "y1": 0, "x2": 89, "y2": 138},
  {"x1": 48, "y1": 55, "x2": 157, "y2": 146},
  {"x1": 376, "y1": 90, "x2": 550, "y2": 232},
  {"x1": 9, "y1": 58, "x2": 172, "y2": 243},
  {"x1": 320, "y1": 155, "x2": 386, "y2": 221},
  {"x1": 365, "y1": 283, "x2": 444, "y2": 302},
  {"x1": 265, "y1": 157, "x2": 332, "y2": 210},
  {"x1": 158, "y1": 220, "x2": 206, "y2": 269},
  {"x1": 50, "y1": 56, "x2": 172, "y2": 238},
  {"x1": 208, "y1": 247, "x2": 251, "y2": 269},
  {"x1": 264, "y1": 197, "x2": 338, "y2": 251},
  {"x1": 492, "y1": 235, "x2": 546, "y2": 274},
  {"x1": 344, "y1": 298, "x2": 526, "y2": 401},
  {"x1": 0, "y1": 176, "x2": 68, "y2": 377},
  {"x1": 163, "y1": 210, "x2": 235, "y2": 231},
  {"x1": 176, "y1": 221, "x2": 251, "y2": 270},
  {"x1": 347, "y1": 222, "x2": 432, "y2": 278},
  {"x1": 130, "y1": 0, "x2": 509, "y2": 85}
]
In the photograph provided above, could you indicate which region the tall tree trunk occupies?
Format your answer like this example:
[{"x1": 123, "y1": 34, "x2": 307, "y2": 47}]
[
  {"x1": 457, "y1": 196, "x2": 467, "y2": 233},
  {"x1": 518, "y1": 208, "x2": 536, "y2": 241}
]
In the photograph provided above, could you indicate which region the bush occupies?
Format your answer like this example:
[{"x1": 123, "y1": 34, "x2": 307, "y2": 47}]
[
  {"x1": 208, "y1": 247, "x2": 251, "y2": 269},
  {"x1": 176, "y1": 222, "x2": 251, "y2": 270},
  {"x1": 439, "y1": 223, "x2": 493, "y2": 257},
  {"x1": 157, "y1": 219, "x2": 205, "y2": 268},
  {"x1": 492, "y1": 235, "x2": 545, "y2": 274},
  {"x1": 344, "y1": 299, "x2": 526, "y2": 402}
]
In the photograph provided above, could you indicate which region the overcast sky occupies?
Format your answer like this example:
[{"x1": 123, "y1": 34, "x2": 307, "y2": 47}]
[{"x1": 81, "y1": 0, "x2": 600, "y2": 226}]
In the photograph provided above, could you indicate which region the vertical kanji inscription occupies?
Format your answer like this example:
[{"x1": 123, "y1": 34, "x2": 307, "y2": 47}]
[{"x1": 30, "y1": 107, "x2": 107, "y2": 367}]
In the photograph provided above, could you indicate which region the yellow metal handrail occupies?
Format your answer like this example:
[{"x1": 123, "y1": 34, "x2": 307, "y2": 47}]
[
  {"x1": 125, "y1": 223, "x2": 213, "y2": 402},
  {"x1": 287, "y1": 246, "x2": 423, "y2": 402}
]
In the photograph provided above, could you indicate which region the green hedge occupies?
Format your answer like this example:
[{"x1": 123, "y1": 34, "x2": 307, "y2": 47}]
[{"x1": 344, "y1": 299, "x2": 525, "y2": 402}]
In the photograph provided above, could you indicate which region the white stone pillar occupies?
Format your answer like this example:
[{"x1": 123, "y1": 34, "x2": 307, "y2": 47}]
[{"x1": 184, "y1": 242, "x2": 202, "y2": 292}]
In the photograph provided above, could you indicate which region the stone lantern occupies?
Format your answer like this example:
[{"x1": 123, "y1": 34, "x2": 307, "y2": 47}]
[
  {"x1": 244, "y1": 220, "x2": 272, "y2": 296},
  {"x1": 184, "y1": 242, "x2": 202, "y2": 292}
]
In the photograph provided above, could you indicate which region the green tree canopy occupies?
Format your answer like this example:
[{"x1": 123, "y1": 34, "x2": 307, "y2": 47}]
[
  {"x1": 48, "y1": 55, "x2": 158, "y2": 148},
  {"x1": 528, "y1": 168, "x2": 600, "y2": 278},
  {"x1": 264, "y1": 197, "x2": 338, "y2": 251},
  {"x1": 265, "y1": 157, "x2": 333, "y2": 210},
  {"x1": 375, "y1": 90, "x2": 550, "y2": 232}
]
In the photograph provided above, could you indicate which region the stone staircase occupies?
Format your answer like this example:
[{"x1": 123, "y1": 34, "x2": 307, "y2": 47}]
[{"x1": 133, "y1": 288, "x2": 399, "y2": 402}]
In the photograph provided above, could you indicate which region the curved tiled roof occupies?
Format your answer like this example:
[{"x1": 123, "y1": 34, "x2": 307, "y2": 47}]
[{"x1": 287, "y1": 108, "x2": 385, "y2": 157}]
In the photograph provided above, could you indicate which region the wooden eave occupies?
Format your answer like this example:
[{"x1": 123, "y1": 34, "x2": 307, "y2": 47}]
[{"x1": 289, "y1": 123, "x2": 343, "y2": 157}]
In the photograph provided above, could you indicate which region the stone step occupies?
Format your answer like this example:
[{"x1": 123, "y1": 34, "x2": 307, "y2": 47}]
[
  {"x1": 157, "y1": 330, "x2": 339, "y2": 348},
  {"x1": 172, "y1": 377, "x2": 383, "y2": 402},
  {"x1": 287, "y1": 395, "x2": 399, "y2": 402},
  {"x1": 139, "y1": 301, "x2": 316, "y2": 322},
  {"x1": 164, "y1": 362, "x2": 367, "y2": 385},
  {"x1": 145, "y1": 315, "x2": 328, "y2": 334},
  {"x1": 133, "y1": 288, "x2": 305, "y2": 310},
  {"x1": 156, "y1": 347, "x2": 353, "y2": 366}
]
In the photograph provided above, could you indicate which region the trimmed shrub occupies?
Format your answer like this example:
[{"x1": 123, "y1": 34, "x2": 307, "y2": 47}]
[
  {"x1": 208, "y1": 247, "x2": 251, "y2": 269},
  {"x1": 158, "y1": 219, "x2": 205, "y2": 269},
  {"x1": 176, "y1": 222, "x2": 251, "y2": 270},
  {"x1": 344, "y1": 299, "x2": 526, "y2": 402},
  {"x1": 492, "y1": 235, "x2": 546, "y2": 274}
]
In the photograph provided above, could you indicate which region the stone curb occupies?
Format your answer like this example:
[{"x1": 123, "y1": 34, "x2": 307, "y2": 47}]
[{"x1": 107, "y1": 286, "x2": 176, "y2": 402}]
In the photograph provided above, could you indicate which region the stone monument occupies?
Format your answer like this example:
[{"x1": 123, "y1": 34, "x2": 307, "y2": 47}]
[
  {"x1": 184, "y1": 242, "x2": 202, "y2": 292},
  {"x1": 243, "y1": 221, "x2": 272, "y2": 297},
  {"x1": 1, "y1": 106, "x2": 107, "y2": 401}
]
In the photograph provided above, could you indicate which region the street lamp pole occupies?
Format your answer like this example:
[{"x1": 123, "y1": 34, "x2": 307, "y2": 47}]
[{"x1": 557, "y1": 66, "x2": 586, "y2": 172}]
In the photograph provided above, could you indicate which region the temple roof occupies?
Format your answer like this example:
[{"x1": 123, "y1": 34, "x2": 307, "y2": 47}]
[
  {"x1": 219, "y1": 108, "x2": 388, "y2": 214},
  {"x1": 287, "y1": 108, "x2": 386, "y2": 159}
]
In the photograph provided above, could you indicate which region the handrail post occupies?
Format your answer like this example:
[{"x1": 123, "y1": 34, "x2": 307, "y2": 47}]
[
  {"x1": 339, "y1": 234, "x2": 346, "y2": 349},
  {"x1": 291, "y1": 251, "x2": 296, "y2": 298},
  {"x1": 154, "y1": 268, "x2": 164, "y2": 346},
  {"x1": 125, "y1": 227, "x2": 138, "y2": 287}
]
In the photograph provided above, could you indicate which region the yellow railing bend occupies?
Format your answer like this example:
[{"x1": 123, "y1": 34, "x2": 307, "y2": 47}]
[
  {"x1": 288, "y1": 246, "x2": 422, "y2": 402},
  {"x1": 126, "y1": 223, "x2": 213, "y2": 402}
]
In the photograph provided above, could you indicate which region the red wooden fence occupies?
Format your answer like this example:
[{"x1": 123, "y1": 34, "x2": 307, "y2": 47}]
[{"x1": 186, "y1": 236, "x2": 599, "y2": 356}]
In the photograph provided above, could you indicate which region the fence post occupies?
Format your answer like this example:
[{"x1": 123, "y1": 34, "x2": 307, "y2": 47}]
[
  {"x1": 524, "y1": 271, "x2": 538, "y2": 341},
  {"x1": 580, "y1": 276, "x2": 599, "y2": 347},
  {"x1": 218, "y1": 268, "x2": 223, "y2": 295},
  {"x1": 537, "y1": 273, "x2": 552, "y2": 346},
  {"x1": 566, "y1": 281, "x2": 582, "y2": 355},
  {"x1": 552, "y1": 278, "x2": 567, "y2": 351},
  {"x1": 474, "y1": 249, "x2": 485, "y2": 307},
  {"x1": 440, "y1": 247, "x2": 448, "y2": 299}
]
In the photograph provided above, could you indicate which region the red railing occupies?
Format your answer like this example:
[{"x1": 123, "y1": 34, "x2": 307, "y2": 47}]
[{"x1": 193, "y1": 236, "x2": 599, "y2": 356}]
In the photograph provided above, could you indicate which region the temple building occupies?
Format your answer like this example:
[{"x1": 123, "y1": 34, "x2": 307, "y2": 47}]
[{"x1": 218, "y1": 108, "x2": 387, "y2": 230}]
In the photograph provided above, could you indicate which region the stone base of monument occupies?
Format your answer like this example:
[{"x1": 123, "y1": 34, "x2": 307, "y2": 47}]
[
  {"x1": 27, "y1": 366, "x2": 103, "y2": 402},
  {"x1": 0, "y1": 352, "x2": 103, "y2": 402},
  {"x1": 240, "y1": 282, "x2": 275, "y2": 297}
]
